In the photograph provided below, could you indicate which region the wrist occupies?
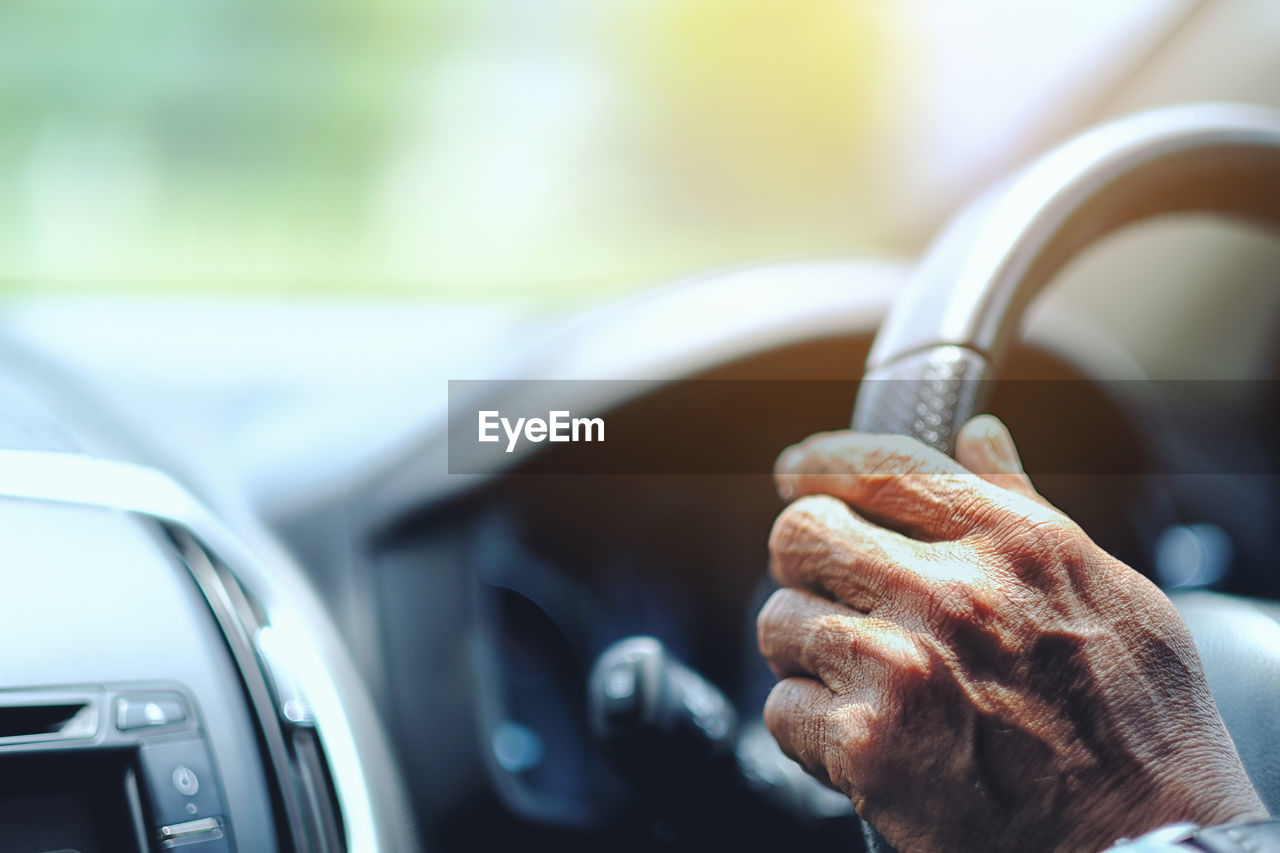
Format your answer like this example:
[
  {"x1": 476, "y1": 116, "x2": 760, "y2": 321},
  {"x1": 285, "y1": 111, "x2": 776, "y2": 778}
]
[
  {"x1": 1104, "y1": 818, "x2": 1280, "y2": 852},
  {"x1": 1074, "y1": 759, "x2": 1266, "y2": 853}
]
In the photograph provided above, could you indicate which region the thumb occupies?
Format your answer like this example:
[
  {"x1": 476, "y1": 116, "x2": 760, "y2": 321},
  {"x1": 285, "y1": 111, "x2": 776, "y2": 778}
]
[{"x1": 955, "y1": 415, "x2": 1048, "y2": 506}]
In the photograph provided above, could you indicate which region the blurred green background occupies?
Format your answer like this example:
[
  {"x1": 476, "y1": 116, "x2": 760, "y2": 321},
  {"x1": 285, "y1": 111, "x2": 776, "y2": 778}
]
[
  {"x1": 0, "y1": 0, "x2": 1194, "y2": 303},
  {"x1": 0, "y1": 0, "x2": 896, "y2": 300}
]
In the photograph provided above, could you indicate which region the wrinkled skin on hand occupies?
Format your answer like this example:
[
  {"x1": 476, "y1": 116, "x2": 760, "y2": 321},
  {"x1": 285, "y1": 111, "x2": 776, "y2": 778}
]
[{"x1": 758, "y1": 416, "x2": 1267, "y2": 853}]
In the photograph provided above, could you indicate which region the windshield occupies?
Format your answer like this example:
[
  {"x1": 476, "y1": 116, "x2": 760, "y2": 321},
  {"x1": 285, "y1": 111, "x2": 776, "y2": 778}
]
[{"x1": 1, "y1": 0, "x2": 1186, "y2": 304}]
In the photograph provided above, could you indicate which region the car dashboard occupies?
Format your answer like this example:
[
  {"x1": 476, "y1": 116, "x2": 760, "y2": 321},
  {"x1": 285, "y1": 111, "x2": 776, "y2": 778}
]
[
  {"x1": 0, "y1": 357, "x2": 417, "y2": 852},
  {"x1": 340, "y1": 258, "x2": 1280, "y2": 849},
  {"x1": 2, "y1": 242, "x2": 1279, "y2": 853}
]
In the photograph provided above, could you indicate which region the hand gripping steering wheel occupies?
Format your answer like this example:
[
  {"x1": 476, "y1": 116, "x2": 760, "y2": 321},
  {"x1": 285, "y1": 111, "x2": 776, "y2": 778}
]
[
  {"x1": 852, "y1": 103, "x2": 1280, "y2": 453},
  {"x1": 848, "y1": 103, "x2": 1280, "y2": 852}
]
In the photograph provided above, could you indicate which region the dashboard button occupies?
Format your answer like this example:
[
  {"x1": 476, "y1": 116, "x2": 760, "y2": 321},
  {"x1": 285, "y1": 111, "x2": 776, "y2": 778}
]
[
  {"x1": 171, "y1": 764, "x2": 200, "y2": 796},
  {"x1": 160, "y1": 834, "x2": 232, "y2": 852},
  {"x1": 140, "y1": 738, "x2": 225, "y2": 828},
  {"x1": 117, "y1": 694, "x2": 189, "y2": 731},
  {"x1": 158, "y1": 815, "x2": 228, "y2": 850}
]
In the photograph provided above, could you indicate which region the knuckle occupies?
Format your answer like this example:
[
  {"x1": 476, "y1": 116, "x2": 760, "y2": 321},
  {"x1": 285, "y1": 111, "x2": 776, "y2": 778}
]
[
  {"x1": 866, "y1": 433, "x2": 949, "y2": 475},
  {"x1": 778, "y1": 431, "x2": 843, "y2": 476},
  {"x1": 862, "y1": 438, "x2": 918, "y2": 479},
  {"x1": 954, "y1": 484, "x2": 1002, "y2": 523},
  {"x1": 856, "y1": 470, "x2": 904, "y2": 508},
  {"x1": 756, "y1": 588, "x2": 787, "y2": 628},
  {"x1": 762, "y1": 679, "x2": 812, "y2": 745},
  {"x1": 767, "y1": 508, "x2": 796, "y2": 556},
  {"x1": 822, "y1": 719, "x2": 861, "y2": 793},
  {"x1": 894, "y1": 641, "x2": 932, "y2": 684},
  {"x1": 761, "y1": 681, "x2": 791, "y2": 737},
  {"x1": 756, "y1": 589, "x2": 799, "y2": 654},
  {"x1": 979, "y1": 509, "x2": 1085, "y2": 581},
  {"x1": 885, "y1": 644, "x2": 934, "y2": 705},
  {"x1": 976, "y1": 488, "x2": 1075, "y2": 541},
  {"x1": 860, "y1": 449, "x2": 960, "y2": 514},
  {"x1": 925, "y1": 578, "x2": 994, "y2": 632},
  {"x1": 770, "y1": 496, "x2": 843, "y2": 557},
  {"x1": 804, "y1": 614, "x2": 849, "y2": 685},
  {"x1": 792, "y1": 493, "x2": 846, "y2": 525},
  {"x1": 768, "y1": 501, "x2": 807, "y2": 553},
  {"x1": 1031, "y1": 512, "x2": 1082, "y2": 544},
  {"x1": 827, "y1": 706, "x2": 881, "y2": 794},
  {"x1": 936, "y1": 477, "x2": 1013, "y2": 533}
]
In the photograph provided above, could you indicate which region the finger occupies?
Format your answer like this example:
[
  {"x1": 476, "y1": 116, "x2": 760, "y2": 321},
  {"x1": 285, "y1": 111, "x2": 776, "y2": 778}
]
[
  {"x1": 774, "y1": 432, "x2": 998, "y2": 540},
  {"x1": 955, "y1": 415, "x2": 1051, "y2": 507},
  {"x1": 763, "y1": 677, "x2": 870, "y2": 795},
  {"x1": 769, "y1": 494, "x2": 934, "y2": 612},
  {"x1": 757, "y1": 587, "x2": 923, "y2": 695}
]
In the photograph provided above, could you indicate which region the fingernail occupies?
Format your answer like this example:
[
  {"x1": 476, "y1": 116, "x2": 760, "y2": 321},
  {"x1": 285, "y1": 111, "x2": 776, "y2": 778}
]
[{"x1": 980, "y1": 417, "x2": 1020, "y2": 472}]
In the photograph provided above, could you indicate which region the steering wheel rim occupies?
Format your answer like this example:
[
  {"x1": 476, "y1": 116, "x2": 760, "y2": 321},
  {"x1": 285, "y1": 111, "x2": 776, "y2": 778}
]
[{"x1": 852, "y1": 102, "x2": 1280, "y2": 454}]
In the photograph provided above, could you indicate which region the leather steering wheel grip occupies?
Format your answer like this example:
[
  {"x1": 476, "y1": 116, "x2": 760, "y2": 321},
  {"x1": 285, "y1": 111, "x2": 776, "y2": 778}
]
[{"x1": 852, "y1": 103, "x2": 1280, "y2": 455}]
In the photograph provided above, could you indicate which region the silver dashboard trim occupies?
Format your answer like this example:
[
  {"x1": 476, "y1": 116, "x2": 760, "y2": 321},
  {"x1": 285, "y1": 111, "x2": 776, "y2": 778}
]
[{"x1": 0, "y1": 448, "x2": 414, "y2": 852}]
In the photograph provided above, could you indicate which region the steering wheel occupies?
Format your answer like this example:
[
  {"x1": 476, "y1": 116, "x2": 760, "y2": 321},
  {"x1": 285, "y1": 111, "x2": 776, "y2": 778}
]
[
  {"x1": 849, "y1": 102, "x2": 1280, "y2": 851},
  {"x1": 853, "y1": 102, "x2": 1280, "y2": 453}
]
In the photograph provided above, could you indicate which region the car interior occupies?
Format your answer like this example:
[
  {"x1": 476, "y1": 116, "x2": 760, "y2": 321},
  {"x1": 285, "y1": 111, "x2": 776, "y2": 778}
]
[{"x1": 2, "y1": 2, "x2": 1280, "y2": 852}]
